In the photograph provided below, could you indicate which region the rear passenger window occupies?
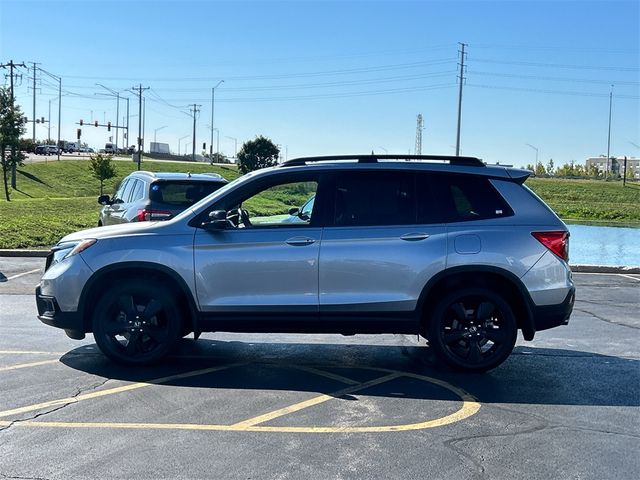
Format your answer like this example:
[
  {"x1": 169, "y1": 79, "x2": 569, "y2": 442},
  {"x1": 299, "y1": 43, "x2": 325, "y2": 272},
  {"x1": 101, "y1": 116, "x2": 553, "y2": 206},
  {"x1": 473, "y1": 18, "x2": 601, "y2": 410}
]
[
  {"x1": 434, "y1": 174, "x2": 513, "y2": 222},
  {"x1": 120, "y1": 179, "x2": 136, "y2": 204},
  {"x1": 332, "y1": 172, "x2": 415, "y2": 226},
  {"x1": 130, "y1": 180, "x2": 145, "y2": 202}
]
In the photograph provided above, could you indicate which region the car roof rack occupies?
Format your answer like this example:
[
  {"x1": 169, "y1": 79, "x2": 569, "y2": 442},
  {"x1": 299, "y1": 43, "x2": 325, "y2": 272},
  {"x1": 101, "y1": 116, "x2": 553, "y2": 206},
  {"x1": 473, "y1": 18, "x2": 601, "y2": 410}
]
[{"x1": 279, "y1": 154, "x2": 485, "y2": 168}]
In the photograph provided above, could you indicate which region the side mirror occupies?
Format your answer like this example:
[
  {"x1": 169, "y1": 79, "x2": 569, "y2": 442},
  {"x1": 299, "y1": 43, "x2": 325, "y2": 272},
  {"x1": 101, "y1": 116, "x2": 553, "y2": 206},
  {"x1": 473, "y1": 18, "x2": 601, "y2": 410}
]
[
  {"x1": 288, "y1": 207, "x2": 300, "y2": 216},
  {"x1": 98, "y1": 194, "x2": 112, "y2": 206},
  {"x1": 202, "y1": 210, "x2": 228, "y2": 230}
]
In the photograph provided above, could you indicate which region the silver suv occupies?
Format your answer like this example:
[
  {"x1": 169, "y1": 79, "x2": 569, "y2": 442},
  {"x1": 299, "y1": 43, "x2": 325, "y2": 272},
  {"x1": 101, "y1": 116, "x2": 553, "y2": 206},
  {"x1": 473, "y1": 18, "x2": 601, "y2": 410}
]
[
  {"x1": 98, "y1": 171, "x2": 228, "y2": 226},
  {"x1": 36, "y1": 155, "x2": 575, "y2": 372}
]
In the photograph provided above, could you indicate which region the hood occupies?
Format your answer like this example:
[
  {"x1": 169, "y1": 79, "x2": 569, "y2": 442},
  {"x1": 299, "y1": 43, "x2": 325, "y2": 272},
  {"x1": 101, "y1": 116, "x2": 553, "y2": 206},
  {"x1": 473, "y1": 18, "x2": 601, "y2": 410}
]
[{"x1": 58, "y1": 220, "x2": 166, "y2": 244}]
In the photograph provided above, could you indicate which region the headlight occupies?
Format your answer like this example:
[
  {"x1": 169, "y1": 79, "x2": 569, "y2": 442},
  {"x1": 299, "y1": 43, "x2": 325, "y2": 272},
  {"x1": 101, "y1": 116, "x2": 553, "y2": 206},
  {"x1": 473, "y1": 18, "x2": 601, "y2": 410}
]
[{"x1": 50, "y1": 239, "x2": 97, "y2": 268}]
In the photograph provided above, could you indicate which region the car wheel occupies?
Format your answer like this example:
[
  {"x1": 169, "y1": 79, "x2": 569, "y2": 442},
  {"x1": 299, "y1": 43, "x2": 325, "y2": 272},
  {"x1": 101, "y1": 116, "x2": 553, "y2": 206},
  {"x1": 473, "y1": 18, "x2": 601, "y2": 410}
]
[
  {"x1": 428, "y1": 288, "x2": 517, "y2": 372},
  {"x1": 92, "y1": 280, "x2": 181, "y2": 365}
]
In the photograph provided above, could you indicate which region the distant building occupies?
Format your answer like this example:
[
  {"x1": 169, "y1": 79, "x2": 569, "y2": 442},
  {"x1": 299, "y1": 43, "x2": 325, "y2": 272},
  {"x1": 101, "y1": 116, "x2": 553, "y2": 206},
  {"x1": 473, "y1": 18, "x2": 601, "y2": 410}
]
[{"x1": 585, "y1": 156, "x2": 640, "y2": 178}]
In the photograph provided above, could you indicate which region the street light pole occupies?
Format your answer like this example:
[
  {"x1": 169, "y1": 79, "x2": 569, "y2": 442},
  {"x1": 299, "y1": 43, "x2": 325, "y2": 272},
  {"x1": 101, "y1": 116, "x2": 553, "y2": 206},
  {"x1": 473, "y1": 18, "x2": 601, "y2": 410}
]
[
  {"x1": 96, "y1": 83, "x2": 121, "y2": 151},
  {"x1": 154, "y1": 125, "x2": 167, "y2": 143},
  {"x1": 526, "y1": 143, "x2": 539, "y2": 166},
  {"x1": 178, "y1": 135, "x2": 189, "y2": 156},
  {"x1": 606, "y1": 85, "x2": 614, "y2": 178},
  {"x1": 213, "y1": 128, "x2": 220, "y2": 163},
  {"x1": 210, "y1": 80, "x2": 224, "y2": 160}
]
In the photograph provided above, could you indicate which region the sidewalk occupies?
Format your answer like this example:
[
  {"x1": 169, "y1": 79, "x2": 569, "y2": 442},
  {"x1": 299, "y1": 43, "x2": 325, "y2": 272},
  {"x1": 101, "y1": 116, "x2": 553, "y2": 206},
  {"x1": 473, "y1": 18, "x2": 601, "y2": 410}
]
[{"x1": 1, "y1": 249, "x2": 638, "y2": 274}]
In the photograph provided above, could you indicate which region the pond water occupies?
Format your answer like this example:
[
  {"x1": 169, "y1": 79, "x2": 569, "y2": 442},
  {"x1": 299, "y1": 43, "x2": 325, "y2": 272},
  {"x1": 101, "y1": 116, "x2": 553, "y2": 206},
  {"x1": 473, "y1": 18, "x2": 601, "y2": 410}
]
[{"x1": 567, "y1": 223, "x2": 640, "y2": 266}]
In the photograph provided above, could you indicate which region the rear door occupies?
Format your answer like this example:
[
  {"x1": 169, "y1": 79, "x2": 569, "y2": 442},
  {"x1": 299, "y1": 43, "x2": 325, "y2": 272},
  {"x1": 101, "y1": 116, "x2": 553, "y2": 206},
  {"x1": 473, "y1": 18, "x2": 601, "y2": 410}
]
[
  {"x1": 107, "y1": 178, "x2": 136, "y2": 224},
  {"x1": 318, "y1": 170, "x2": 447, "y2": 316}
]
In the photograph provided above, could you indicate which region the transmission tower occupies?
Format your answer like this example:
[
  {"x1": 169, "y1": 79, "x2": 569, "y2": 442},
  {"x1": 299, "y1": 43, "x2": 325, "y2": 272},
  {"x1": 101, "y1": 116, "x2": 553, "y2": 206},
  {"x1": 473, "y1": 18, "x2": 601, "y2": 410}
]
[{"x1": 415, "y1": 114, "x2": 424, "y2": 155}]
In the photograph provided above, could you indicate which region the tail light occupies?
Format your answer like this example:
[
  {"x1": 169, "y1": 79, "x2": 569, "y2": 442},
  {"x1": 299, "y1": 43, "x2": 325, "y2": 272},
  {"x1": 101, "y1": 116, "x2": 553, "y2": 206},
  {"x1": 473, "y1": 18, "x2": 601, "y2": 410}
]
[
  {"x1": 136, "y1": 209, "x2": 173, "y2": 222},
  {"x1": 532, "y1": 231, "x2": 569, "y2": 261}
]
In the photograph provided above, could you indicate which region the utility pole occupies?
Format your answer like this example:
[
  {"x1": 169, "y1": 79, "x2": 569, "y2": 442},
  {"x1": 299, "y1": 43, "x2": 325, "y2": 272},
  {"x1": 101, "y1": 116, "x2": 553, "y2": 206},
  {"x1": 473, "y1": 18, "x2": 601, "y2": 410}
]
[
  {"x1": 1, "y1": 60, "x2": 27, "y2": 189},
  {"x1": 210, "y1": 80, "x2": 223, "y2": 160},
  {"x1": 47, "y1": 99, "x2": 51, "y2": 140},
  {"x1": 606, "y1": 84, "x2": 613, "y2": 178},
  {"x1": 131, "y1": 84, "x2": 149, "y2": 170},
  {"x1": 190, "y1": 104, "x2": 201, "y2": 162},
  {"x1": 31, "y1": 62, "x2": 39, "y2": 142},
  {"x1": 455, "y1": 43, "x2": 466, "y2": 156}
]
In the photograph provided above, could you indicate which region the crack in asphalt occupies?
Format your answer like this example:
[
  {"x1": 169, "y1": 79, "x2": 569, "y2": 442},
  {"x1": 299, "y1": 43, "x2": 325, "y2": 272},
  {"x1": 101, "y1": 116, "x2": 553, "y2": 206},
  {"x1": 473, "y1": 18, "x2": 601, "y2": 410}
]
[
  {"x1": 574, "y1": 308, "x2": 640, "y2": 330},
  {"x1": 440, "y1": 403, "x2": 640, "y2": 478},
  {"x1": 0, "y1": 378, "x2": 110, "y2": 434},
  {"x1": 0, "y1": 474, "x2": 50, "y2": 480}
]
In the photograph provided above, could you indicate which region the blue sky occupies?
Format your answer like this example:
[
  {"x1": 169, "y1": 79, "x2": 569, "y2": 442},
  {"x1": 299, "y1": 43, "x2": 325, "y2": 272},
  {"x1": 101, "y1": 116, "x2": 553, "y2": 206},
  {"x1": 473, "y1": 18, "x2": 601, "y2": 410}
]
[{"x1": 1, "y1": 0, "x2": 638, "y2": 167}]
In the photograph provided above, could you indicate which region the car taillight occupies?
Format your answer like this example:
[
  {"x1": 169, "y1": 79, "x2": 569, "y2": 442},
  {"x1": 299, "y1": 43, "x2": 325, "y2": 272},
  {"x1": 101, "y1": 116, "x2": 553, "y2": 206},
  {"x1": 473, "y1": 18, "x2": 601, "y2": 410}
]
[
  {"x1": 136, "y1": 209, "x2": 173, "y2": 222},
  {"x1": 532, "y1": 231, "x2": 569, "y2": 261}
]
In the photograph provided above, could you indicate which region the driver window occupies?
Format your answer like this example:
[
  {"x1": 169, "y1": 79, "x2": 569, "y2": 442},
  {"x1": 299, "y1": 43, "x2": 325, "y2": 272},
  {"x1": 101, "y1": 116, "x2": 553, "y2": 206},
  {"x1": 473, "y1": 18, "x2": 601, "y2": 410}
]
[{"x1": 232, "y1": 180, "x2": 318, "y2": 228}]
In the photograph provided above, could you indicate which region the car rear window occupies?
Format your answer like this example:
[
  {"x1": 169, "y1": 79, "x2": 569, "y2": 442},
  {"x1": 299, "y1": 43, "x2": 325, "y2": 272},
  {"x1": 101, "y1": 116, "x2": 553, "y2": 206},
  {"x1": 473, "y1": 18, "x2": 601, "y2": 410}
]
[{"x1": 149, "y1": 181, "x2": 225, "y2": 206}]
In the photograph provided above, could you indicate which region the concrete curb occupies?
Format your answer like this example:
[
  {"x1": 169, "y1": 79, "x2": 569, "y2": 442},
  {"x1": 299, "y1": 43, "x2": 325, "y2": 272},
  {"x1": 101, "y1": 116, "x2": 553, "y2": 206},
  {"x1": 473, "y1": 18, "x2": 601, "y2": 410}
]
[
  {"x1": 0, "y1": 250, "x2": 49, "y2": 258},
  {"x1": 1, "y1": 249, "x2": 638, "y2": 274}
]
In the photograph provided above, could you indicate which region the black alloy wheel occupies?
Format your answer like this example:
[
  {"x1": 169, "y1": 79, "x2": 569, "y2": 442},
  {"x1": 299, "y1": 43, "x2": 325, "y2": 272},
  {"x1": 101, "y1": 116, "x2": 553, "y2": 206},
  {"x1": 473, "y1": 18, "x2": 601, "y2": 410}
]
[
  {"x1": 92, "y1": 280, "x2": 181, "y2": 365},
  {"x1": 429, "y1": 288, "x2": 517, "y2": 372}
]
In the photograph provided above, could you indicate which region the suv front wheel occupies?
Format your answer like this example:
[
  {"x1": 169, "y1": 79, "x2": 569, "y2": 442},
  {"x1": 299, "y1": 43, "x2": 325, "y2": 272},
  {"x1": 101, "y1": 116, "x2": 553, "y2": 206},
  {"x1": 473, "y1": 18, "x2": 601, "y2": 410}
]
[
  {"x1": 428, "y1": 288, "x2": 517, "y2": 372},
  {"x1": 92, "y1": 280, "x2": 182, "y2": 365}
]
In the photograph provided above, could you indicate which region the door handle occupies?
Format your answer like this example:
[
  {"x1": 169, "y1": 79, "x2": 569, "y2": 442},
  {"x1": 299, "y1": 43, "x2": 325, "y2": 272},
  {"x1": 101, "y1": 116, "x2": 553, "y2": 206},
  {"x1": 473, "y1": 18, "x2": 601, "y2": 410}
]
[
  {"x1": 400, "y1": 233, "x2": 430, "y2": 241},
  {"x1": 285, "y1": 237, "x2": 316, "y2": 246}
]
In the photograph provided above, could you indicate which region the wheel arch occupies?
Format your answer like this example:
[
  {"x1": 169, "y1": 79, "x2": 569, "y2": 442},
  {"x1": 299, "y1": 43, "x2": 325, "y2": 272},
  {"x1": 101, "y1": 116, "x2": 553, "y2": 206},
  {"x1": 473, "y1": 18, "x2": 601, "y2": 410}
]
[
  {"x1": 79, "y1": 262, "x2": 199, "y2": 335},
  {"x1": 417, "y1": 266, "x2": 536, "y2": 341}
]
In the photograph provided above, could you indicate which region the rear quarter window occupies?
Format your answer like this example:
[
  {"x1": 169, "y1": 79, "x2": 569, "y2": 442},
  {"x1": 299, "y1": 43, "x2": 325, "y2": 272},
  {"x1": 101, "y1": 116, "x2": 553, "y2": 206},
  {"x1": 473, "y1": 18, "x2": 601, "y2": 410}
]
[{"x1": 433, "y1": 173, "x2": 513, "y2": 222}]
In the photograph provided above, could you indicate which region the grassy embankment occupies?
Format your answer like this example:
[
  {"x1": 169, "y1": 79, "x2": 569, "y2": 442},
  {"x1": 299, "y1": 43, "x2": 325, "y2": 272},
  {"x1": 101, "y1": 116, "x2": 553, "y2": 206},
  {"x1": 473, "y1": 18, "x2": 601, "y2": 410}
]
[
  {"x1": 0, "y1": 159, "x2": 240, "y2": 249},
  {"x1": 0, "y1": 160, "x2": 638, "y2": 249}
]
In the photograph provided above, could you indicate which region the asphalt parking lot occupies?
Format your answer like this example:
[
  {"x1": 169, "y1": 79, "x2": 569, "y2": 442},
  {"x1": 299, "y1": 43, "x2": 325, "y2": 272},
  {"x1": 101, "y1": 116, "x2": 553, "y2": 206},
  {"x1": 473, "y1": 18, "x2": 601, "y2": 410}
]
[{"x1": 0, "y1": 257, "x2": 639, "y2": 480}]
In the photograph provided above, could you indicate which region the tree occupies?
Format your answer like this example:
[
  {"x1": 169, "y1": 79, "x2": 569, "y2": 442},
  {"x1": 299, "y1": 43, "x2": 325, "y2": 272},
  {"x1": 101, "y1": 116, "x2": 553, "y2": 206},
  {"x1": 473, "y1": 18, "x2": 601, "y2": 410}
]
[
  {"x1": 237, "y1": 135, "x2": 280, "y2": 174},
  {"x1": 88, "y1": 153, "x2": 117, "y2": 195},
  {"x1": 546, "y1": 158, "x2": 555, "y2": 176},
  {"x1": 534, "y1": 161, "x2": 546, "y2": 176},
  {"x1": 0, "y1": 88, "x2": 27, "y2": 201}
]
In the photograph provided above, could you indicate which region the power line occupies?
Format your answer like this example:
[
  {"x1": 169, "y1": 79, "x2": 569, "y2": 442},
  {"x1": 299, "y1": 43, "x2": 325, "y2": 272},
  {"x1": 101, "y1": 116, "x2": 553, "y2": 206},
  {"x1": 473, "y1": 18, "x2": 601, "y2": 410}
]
[
  {"x1": 466, "y1": 83, "x2": 640, "y2": 99},
  {"x1": 61, "y1": 58, "x2": 458, "y2": 82},
  {"x1": 468, "y1": 70, "x2": 640, "y2": 86},
  {"x1": 469, "y1": 57, "x2": 639, "y2": 72}
]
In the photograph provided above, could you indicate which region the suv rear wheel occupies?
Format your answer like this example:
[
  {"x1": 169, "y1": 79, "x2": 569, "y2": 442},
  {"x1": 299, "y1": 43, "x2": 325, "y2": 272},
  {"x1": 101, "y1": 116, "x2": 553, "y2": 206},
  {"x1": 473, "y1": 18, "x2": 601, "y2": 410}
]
[
  {"x1": 92, "y1": 280, "x2": 182, "y2": 365},
  {"x1": 428, "y1": 288, "x2": 517, "y2": 372}
]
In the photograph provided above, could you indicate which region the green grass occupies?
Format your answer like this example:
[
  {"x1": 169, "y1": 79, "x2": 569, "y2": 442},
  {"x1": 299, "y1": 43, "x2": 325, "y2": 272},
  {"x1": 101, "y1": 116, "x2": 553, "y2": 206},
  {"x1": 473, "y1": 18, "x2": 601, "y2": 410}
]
[
  {"x1": 527, "y1": 178, "x2": 640, "y2": 223},
  {"x1": 0, "y1": 160, "x2": 638, "y2": 249}
]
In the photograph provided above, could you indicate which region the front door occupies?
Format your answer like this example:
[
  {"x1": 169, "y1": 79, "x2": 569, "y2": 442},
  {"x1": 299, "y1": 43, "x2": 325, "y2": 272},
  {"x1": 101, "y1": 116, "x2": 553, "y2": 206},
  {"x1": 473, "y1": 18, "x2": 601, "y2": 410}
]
[{"x1": 194, "y1": 173, "x2": 324, "y2": 315}]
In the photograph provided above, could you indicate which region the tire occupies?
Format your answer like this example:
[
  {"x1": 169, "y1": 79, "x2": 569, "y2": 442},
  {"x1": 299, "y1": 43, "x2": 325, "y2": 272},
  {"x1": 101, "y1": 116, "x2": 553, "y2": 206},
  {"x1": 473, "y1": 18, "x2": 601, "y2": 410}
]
[
  {"x1": 428, "y1": 288, "x2": 517, "y2": 372},
  {"x1": 92, "y1": 280, "x2": 182, "y2": 365}
]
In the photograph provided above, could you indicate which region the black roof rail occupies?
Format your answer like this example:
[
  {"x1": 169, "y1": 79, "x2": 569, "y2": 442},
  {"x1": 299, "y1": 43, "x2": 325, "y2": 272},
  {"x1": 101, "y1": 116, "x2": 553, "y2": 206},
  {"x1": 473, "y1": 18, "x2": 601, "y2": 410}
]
[{"x1": 279, "y1": 154, "x2": 485, "y2": 168}]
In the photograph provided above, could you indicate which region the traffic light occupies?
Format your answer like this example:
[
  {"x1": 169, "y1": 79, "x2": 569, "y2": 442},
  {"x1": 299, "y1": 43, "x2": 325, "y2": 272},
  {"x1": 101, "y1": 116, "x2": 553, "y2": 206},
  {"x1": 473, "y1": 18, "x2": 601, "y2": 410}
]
[
  {"x1": 41, "y1": 117, "x2": 45, "y2": 124},
  {"x1": 77, "y1": 128, "x2": 81, "y2": 139},
  {"x1": 94, "y1": 121, "x2": 98, "y2": 127},
  {"x1": 107, "y1": 122, "x2": 111, "y2": 131},
  {"x1": 80, "y1": 119, "x2": 83, "y2": 126},
  {"x1": 202, "y1": 142, "x2": 206, "y2": 150}
]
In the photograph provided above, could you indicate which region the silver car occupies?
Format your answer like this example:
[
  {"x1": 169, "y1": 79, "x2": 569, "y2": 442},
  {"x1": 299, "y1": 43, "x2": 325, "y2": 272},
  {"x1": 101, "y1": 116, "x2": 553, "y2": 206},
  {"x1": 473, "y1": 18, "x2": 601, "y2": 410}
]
[{"x1": 36, "y1": 154, "x2": 574, "y2": 372}]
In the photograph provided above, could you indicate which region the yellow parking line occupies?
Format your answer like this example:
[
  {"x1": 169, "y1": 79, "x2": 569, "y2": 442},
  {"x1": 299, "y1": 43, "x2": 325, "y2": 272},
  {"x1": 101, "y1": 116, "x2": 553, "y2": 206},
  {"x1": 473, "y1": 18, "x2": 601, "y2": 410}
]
[
  {"x1": 231, "y1": 372, "x2": 402, "y2": 428},
  {"x1": 0, "y1": 363, "x2": 243, "y2": 419},
  {"x1": 287, "y1": 365, "x2": 361, "y2": 385},
  {"x1": 0, "y1": 360, "x2": 59, "y2": 372},
  {"x1": 0, "y1": 368, "x2": 481, "y2": 433}
]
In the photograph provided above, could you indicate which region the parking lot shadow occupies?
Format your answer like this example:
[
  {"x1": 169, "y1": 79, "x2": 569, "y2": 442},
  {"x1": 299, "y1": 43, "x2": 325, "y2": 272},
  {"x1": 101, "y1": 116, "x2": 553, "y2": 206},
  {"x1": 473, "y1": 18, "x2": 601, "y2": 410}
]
[{"x1": 60, "y1": 339, "x2": 639, "y2": 408}]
